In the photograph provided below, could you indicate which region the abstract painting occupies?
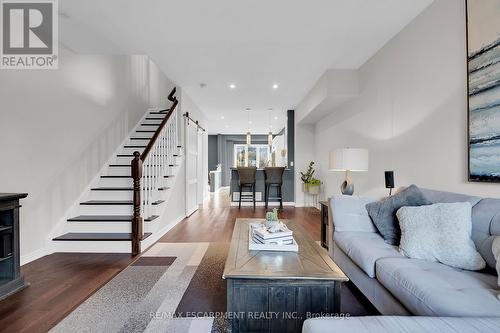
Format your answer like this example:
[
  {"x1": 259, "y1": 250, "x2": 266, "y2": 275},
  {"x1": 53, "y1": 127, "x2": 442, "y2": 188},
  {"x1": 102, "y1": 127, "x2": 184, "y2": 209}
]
[{"x1": 467, "y1": 0, "x2": 500, "y2": 182}]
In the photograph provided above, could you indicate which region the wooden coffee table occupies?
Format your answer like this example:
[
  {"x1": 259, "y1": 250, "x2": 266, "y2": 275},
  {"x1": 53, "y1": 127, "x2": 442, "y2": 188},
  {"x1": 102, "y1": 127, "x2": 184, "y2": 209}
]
[{"x1": 223, "y1": 218, "x2": 348, "y2": 333}]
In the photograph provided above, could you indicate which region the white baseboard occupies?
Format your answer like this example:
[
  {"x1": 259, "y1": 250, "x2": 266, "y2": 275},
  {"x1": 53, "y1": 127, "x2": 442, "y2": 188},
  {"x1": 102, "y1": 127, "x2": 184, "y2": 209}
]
[
  {"x1": 294, "y1": 203, "x2": 320, "y2": 208},
  {"x1": 20, "y1": 247, "x2": 50, "y2": 266},
  {"x1": 230, "y1": 201, "x2": 295, "y2": 207},
  {"x1": 141, "y1": 214, "x2": 185, "y2": 250}
]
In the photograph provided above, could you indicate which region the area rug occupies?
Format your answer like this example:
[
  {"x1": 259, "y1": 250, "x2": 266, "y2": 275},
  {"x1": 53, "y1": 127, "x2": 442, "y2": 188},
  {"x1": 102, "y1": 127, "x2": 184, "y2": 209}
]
[
  {"x1": 51, "y1": 241, "x2": 375, "y2": 333},
  {"x1": 51, "y1": 242, "x2": 226, "y2": 333}
]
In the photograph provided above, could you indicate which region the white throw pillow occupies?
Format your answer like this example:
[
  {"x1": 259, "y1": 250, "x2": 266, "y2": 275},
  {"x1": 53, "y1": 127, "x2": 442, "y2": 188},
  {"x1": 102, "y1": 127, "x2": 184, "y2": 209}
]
[
  {"x1": 396, "y1": 202, "x2": 486, "y2": 271},
  {"x1": 493, "y1": 237, "x2": 500, "y2": 299}
]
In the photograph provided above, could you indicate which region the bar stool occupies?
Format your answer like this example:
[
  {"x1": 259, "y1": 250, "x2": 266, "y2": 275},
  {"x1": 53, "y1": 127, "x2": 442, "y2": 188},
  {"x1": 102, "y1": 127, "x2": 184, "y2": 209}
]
[
  {"x1": 264, "y1": 167, "x2": 285, "y2": 209},
  {"x1": 237, "y1": 167, "x2": 257, "y2": 209}
]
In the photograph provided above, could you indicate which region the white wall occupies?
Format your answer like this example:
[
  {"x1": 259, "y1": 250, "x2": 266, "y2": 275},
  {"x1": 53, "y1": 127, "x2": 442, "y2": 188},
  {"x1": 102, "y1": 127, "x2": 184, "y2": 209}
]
[
  {"x1": 295, "y1": 124, "x2": 316, "y2": 206},
  {"x1": 0, "y1": 45, "x2": 175, "y2": 262},
  {"x1": 314, "y1": 0, "x2": 500, "y2": 199}
]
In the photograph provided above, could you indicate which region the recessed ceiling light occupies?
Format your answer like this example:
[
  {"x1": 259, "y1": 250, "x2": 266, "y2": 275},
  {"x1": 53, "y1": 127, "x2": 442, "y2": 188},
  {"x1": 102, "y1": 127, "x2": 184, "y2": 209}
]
[
  {"x1": 272, "y1": 83, "x2": 279, "y2": 90},
  {"x1": 220, "y1": 116, "x2": 225, "y2": 120},
  {"x1": 249, "y1": 121, "x2": 252, "y2": 124},
  {"x1": 274, "y1": 116, "x2": 278, "y2": 120},
  {"x1": 229, "y1": 84, "x2": 236, "y2": 89}
]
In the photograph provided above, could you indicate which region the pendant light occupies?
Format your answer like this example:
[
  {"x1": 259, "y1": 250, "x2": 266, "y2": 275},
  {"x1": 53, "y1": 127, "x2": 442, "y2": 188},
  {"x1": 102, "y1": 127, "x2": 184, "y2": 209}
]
[
  {"x1": 267, "y1": 109, "x2": 273, "y2": 146},
  {"x1": 246, "y1": 108, "x2": 251, "y2": 145}
]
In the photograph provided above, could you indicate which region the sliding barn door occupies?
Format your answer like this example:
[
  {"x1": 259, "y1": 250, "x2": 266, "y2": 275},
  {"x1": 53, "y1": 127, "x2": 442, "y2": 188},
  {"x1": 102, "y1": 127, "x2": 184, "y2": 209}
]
[{"x1": 185, "y1": 119, "x2": 201, "y2": 216}]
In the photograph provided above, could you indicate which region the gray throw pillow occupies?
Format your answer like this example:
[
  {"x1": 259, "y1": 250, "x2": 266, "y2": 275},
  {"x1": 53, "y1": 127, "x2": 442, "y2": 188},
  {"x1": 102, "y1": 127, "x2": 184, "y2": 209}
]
[
  {"x1": 366, "y1": 184, "x2": 431, "y2": 245},
  {"x1": 397, "y1": 202, "x2": 486, "y2": 271}
]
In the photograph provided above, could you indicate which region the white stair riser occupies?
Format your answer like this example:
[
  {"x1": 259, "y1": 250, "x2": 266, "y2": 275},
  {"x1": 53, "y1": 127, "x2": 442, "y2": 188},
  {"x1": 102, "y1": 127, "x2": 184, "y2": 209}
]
[
  {"x1": 107, "y1": 166, "x2": 131, "y2": 176},
  {"x1": 52, "y1": 241, "x2": 131, "y2": 253},
  {"x1": 78, "y1": 205, "x2": 133, "y2": 215},
  {"x1": 65, "y1": 222, "x2": 132, "y2": 233},
  {"x1": 129, "y1": 132, "x2": 154, "y2": 138},
  {"x1": 114, "y1": 156, "x2": 135, "y2": 165},
  {"x1": 121, "y1": 147, "x2": 145, "y2": 155},
  {"x1": 96, "y1": 179, "x2": 171, "y2": 192},
  {"x1": 63, "y1": 222, "x2": 156, "y2": 234},
  {"x1": 90, "y1": 190, "x2": 133, "y2": 201},
  {"x1": 113, "y1": 158, "x2": 177, "y2": 168},
  {"x1": 98, "y1": 177, "x2": 133, "y2": 187},
  {"x1": 142, "y1": 119, "x2": 163, "y2": 125},
  {"x1": 127, "y1": 138, "x2": 151, "y2": 146},
  {"x1": 78, "y1": 203, "x2": 163, "y2": 215}
]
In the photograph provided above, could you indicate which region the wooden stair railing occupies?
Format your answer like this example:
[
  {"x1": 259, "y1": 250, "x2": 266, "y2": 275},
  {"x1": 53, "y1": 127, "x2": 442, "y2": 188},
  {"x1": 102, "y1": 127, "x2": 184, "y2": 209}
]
[{"x1": 131, "y1": 87, "x2": 179, "y2": 255}]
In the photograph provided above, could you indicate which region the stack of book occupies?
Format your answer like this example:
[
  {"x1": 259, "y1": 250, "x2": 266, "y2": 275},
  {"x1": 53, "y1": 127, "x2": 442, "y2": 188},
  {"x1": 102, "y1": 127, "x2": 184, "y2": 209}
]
[{"x1": 252, "y1": 223, "x2": 293, "y2": 245}]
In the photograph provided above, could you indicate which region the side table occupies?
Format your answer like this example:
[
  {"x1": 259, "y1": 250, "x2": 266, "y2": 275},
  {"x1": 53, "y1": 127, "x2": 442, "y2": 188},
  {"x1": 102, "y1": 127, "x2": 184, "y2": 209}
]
[{"x1": 319, "y1": 201, "x2": 329, "y2": 250}]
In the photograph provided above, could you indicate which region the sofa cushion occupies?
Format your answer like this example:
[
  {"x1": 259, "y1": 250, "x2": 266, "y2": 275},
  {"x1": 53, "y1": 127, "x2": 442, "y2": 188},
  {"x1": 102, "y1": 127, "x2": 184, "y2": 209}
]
[
  {"x1": 397, "y1": 202, "x2": 485, "y2": 271},
  {"x1": 330, "y1": 195, "x2": 377, "y2": 233},
  {"x1": 419, "y1": 188, "x2": 482, "y2": 206},
  {"x1": 302, "y1": 316, "x2": 500, "y2": 333},
  {"x1": 471, "y1": 198, "x2": 500, "y2": 270},
  {"x1": 493, "y1": 237, "x2": 500, "y2": 298},
  {"x1": 366, "y1": 185, "x2": 431, "y2": 245},
  {"x1": 376, "y1": 258, "x2": 500, "y2": 316},
  {"x1": 334, "y1": 231, "x2": 402, "y2": 278}
]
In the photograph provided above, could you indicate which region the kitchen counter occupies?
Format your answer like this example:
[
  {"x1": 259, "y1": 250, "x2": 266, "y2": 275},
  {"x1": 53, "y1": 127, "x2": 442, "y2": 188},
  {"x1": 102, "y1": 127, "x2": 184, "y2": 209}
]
[{"x1": 230, "y1": 168, "x2": 293, "y2": 204}]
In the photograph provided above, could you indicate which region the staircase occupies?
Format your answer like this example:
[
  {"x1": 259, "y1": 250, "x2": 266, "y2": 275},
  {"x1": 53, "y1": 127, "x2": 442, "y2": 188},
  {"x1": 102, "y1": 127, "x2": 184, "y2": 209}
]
[{"x1": 52, "y1": 88, "x2": 182, "y2": 255}]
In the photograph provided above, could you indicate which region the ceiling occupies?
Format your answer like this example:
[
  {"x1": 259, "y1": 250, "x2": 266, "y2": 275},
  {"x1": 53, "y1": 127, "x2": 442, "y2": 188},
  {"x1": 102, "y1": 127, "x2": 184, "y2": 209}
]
[{"x1": 58, "y1": 0, "x2": 433, "y2": 134}]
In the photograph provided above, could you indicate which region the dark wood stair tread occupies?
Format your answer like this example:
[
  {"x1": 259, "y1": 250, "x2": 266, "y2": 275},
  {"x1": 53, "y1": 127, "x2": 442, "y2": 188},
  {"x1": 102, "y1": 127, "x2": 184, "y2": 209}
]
[
  {"x1": 80, "y1": 200, "x2": 165, "y2": 206},
  {"x1": 135, "y1": 130, "x2": 156, "y2": 133},
  {"x1": 91, "y1": 187, "x2": 170, "y2": 191},
  {"x1": 91, "y1": 187, "x2": 133, "y2": 191},
  {"x1": 123, "y1": 145, "x2": 147, "y2": 148},
  {"x1": 149, "y1": 112, "x2": 169, "y2": 115},
  {"x1": 130, "y1": 137, "x2": 152, "y2": 140},
  {"x1": 67, "y1": 215, "x2": 159, "y2": 222},
  {"x1": 149, "y1": 109, "x2": 169, "y2": 114},
  {"x1": 52, "y1": 232, "x2": 152, "y2": 241}
]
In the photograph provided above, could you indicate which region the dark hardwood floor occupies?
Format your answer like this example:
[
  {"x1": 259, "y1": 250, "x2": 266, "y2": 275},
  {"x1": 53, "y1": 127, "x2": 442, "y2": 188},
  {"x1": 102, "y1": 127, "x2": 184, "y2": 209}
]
[
  {"x1": 0, "y1": 189, "x2": 370, "y2": 332},
  {"x1": 160, "y1": 206, "x2": 321, "y2": 243},
  {"x1": 0, "y1": 253, "x2": 134, "y2": 333}
]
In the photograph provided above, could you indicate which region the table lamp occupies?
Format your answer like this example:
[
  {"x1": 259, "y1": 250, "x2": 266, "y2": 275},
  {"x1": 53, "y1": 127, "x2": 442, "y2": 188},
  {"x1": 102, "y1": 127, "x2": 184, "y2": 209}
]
[{"x1": 329, "y1": 148, "x2": 369, "y2": 195}]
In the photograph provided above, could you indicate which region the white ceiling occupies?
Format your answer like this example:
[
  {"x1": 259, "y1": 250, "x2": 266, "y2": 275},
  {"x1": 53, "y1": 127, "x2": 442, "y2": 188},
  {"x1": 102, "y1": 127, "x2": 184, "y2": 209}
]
[{"x1": 59, "y1": 0, "x2": 433, "y2": 134}]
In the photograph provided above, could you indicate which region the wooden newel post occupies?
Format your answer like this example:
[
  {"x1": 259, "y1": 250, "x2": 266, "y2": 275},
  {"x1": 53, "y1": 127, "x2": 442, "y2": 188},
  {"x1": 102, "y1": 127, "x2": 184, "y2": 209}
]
[{"x1": 131, "y1": 151, "x2": 143, "y2": 256}]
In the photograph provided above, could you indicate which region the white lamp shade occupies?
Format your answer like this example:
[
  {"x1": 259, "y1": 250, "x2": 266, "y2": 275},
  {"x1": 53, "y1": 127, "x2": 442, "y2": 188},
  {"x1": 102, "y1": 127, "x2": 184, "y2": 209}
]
[{"x1": 329, "y1": 148, "x2": 369, "y2": 172}]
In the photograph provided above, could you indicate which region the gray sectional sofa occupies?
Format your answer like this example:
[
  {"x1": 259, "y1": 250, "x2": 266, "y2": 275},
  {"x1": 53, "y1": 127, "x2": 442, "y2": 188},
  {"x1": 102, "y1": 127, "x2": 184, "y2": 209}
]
[{"x1": 303, "y1": 188, "x2": 500, "y2": 332}]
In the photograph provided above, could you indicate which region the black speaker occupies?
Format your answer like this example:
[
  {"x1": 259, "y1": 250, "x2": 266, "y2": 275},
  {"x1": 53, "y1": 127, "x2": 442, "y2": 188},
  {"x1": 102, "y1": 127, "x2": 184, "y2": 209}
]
[{"x1": 385, "y1": 171, "x2": 394, "y2": 189}]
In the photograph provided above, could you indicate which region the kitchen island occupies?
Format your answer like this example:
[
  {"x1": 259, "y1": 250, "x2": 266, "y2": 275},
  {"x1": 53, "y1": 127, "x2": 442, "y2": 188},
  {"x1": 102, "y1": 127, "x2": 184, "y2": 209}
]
[{"x1": 229, "y1": 168, "x2": 294, "y2": 205}]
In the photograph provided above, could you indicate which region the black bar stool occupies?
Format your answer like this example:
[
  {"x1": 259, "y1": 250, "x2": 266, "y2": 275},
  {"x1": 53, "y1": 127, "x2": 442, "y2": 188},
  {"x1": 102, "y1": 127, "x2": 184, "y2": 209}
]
[
  {"x1": 264, "y1": 167, "x2": 285, "y2": 209},
  {"x1": 237, "y1": 167, "x2": 257, "y2": 208}
]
